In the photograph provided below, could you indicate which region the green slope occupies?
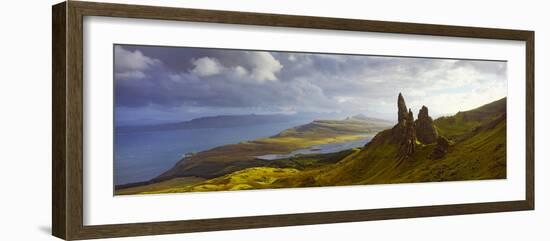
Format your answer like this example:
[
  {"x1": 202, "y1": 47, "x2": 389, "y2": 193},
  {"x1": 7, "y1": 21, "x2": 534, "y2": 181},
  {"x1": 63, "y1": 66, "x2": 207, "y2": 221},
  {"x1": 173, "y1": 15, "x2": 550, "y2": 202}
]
[
  {"x1": 317, "y1": 97, "x2": 506, "y2": 185},
  {"x1": 117, "y1": 97, "x2": 507, "y2": 195},
  {"x1": 317, "y1": 114, "x2": 506, "y2": 186},
  {"x1": 154, "y1": 118, "x2": 391, "y2": 180},
  {"x1": 116, "y1": 117, "x2": 391, "y2": 194},
  {"x1": 434, "y1": 97, "x2": 506, "y2": 139}
]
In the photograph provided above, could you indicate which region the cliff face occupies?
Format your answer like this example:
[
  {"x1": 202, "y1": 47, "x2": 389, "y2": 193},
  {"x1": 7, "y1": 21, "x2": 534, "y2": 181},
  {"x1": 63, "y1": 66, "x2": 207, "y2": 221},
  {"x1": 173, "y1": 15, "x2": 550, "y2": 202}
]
[{"x1": 415, "y1": 105, "x2": 438, "y2": 144}]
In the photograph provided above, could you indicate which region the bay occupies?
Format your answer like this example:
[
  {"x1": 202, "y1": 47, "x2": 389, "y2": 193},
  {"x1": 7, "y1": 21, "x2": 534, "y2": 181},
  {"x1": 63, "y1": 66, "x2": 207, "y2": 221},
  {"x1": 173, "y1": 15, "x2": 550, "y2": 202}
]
[{"x1": 114, "y1": 120, "x2": 309, "y2": 185}]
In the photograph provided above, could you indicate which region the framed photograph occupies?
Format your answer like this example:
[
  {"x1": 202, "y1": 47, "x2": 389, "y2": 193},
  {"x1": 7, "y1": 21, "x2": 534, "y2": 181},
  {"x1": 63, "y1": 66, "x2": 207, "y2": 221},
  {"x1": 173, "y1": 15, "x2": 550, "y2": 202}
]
[{"x1": 52, "y1": 1, "x2": 534, "y2": 240}]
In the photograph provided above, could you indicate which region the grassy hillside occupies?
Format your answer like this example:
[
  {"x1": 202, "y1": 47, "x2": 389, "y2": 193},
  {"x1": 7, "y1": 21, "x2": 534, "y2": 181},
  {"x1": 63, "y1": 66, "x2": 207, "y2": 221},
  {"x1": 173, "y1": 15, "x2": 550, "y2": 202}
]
[
  {"x1": 116, "y1": 97, "x2": 506, "y2": 195},
  {"x1": 154, "y1": 118, "x2": 390, "y2": 180},
  {"x1": 434, "y1": 97, "x2": 506, "y2": 139},
  {"x1": 116, "y1": 149, "x2": 358, "y2": 194},
  {"x1": 316, "y1": 97, "x2": 507, "y2": 185},
  {"x1": 115, "y1": 117, "x2": 391, "y2": 194},
  {"x1": 317, "y1": 115, "x2": 506, "y2": 185}
]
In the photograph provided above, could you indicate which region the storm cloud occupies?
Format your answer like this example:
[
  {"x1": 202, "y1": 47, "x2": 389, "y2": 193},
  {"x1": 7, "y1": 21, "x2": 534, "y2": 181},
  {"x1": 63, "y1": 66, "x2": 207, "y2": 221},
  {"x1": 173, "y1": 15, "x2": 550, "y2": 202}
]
[{"x1": 114, "y1": 44, "x2": 507, "y2": 124}]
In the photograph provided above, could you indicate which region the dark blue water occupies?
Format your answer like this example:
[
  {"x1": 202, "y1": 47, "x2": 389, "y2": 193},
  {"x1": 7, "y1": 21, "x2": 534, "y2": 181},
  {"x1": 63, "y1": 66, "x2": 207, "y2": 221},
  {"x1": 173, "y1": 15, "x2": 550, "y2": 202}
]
[{"x1": 114, "y1": 120, "x2": 309, "y2": 185}]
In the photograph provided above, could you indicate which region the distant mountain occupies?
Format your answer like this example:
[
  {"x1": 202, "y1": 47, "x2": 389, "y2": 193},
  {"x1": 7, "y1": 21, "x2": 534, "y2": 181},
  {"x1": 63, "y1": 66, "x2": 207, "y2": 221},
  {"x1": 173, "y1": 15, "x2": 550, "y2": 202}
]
[
  {"x1": 346, "y1": 114, "x2": 392, "y2": 124},
  {"x1": 117, "y1": 114, "x2": 303, "y2": 133},
  {"x1": 275, "y1": 118, "x2": 392, "y2": 138}
]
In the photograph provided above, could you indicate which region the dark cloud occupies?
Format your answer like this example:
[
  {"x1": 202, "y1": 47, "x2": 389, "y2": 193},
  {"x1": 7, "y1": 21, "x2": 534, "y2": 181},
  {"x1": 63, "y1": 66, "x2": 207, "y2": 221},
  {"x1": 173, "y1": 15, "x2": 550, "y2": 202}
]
[{"x1": 114, "y1": 44, "x2": 507, "y2": 123}]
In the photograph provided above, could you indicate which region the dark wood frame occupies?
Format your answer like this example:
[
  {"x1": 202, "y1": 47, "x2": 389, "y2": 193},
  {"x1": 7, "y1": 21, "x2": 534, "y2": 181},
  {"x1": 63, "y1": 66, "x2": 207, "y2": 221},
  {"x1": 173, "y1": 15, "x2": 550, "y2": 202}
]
[{"x1": 52, "y1": 1, "x2": 535, "y2": 240}]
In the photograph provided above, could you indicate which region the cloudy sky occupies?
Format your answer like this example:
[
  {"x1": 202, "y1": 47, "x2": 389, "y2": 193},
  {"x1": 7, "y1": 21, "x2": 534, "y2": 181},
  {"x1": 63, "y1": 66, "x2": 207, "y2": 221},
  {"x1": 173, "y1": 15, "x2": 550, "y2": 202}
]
[{"x1": 114, "y1": 44, "x2": 507, "y2": 125}]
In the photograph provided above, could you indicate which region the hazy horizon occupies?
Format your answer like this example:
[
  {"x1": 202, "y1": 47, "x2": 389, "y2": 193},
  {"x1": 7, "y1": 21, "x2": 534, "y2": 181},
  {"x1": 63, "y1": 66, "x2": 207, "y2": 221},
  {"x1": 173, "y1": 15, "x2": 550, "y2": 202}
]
[{"x1": 115, "y1": 108, "x2": 479, "y2": 127}]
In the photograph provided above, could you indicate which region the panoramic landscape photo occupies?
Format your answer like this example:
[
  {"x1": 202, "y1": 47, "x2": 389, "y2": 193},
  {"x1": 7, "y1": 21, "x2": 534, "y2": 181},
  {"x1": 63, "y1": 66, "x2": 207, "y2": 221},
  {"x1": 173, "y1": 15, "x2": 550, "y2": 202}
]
[{"x1": 113, "y1": 44, "x2": 507, "y2": 195}]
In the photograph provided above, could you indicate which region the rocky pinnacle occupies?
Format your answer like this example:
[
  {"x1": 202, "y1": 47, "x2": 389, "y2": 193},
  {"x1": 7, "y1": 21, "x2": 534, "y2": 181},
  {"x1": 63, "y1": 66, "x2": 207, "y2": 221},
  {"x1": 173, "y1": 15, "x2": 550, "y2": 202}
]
[
  {"x1": 397, "y1": 93, "x2": 408, "y2": 125},
  {"x1": 393, "y1": 94, "x2": 417, "y2": 159},
  {"x1": 416, "y1": 105, "x2": 438, "y2": 144}
]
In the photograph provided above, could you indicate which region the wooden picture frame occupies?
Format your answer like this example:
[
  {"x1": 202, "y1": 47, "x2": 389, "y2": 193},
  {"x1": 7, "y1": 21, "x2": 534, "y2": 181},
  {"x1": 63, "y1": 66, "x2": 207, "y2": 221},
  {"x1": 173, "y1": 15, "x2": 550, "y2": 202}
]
[{"x1": 52, "y1": 1, "x2": 534, "y2": 240}]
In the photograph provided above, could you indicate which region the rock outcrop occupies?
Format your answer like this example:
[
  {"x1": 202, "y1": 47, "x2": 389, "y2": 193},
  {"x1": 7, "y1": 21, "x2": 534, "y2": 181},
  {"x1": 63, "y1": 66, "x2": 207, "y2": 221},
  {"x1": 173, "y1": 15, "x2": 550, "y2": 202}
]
[
  {"x1": 393, "y1": 93, "x2": 417, "y2": 159},
  {"x1": 415, "y1": 105, "x2": 438, "y2": 144},
  {"x1": 430, "y1": 136, "x2": 450, "y2": 160}
]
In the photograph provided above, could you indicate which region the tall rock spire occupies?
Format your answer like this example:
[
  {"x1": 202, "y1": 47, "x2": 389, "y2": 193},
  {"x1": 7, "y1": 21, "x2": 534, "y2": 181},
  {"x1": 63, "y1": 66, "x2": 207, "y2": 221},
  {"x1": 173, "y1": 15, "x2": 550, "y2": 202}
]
[
  {"x1": 397, "y1": 93, "x2": 408, "y2": 125},
  {"x1": 392, "y1": 93, "x2": 417, "y2": 160}
]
